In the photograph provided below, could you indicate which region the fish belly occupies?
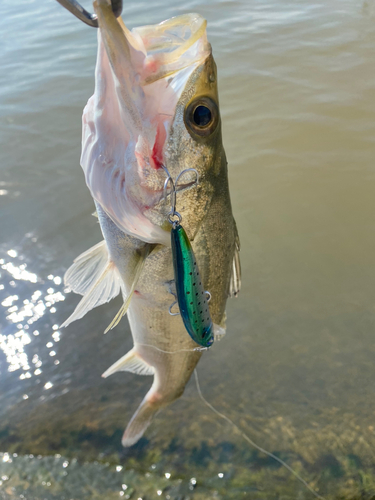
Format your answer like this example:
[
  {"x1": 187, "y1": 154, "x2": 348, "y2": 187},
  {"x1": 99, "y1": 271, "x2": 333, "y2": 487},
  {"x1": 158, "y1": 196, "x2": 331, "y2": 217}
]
[
  {"x1": 117, "y1": 245, "x2": 202, "y2": 446},
  {"x1": 128, "y1": 245, "x2": 203, "y2": 398}
]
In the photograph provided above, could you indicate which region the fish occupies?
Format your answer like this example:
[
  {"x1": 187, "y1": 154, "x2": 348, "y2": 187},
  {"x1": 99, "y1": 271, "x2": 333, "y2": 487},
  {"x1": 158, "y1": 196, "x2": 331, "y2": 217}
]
[{"x1": 61, "y1": 0, "x2": 241, "y2": 447}]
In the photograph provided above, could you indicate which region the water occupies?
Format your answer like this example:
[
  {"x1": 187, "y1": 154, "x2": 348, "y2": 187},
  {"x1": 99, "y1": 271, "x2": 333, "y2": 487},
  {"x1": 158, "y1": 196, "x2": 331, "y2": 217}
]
[{"x1": 1, "y1": 0, "x2": 375, "y2": 498}]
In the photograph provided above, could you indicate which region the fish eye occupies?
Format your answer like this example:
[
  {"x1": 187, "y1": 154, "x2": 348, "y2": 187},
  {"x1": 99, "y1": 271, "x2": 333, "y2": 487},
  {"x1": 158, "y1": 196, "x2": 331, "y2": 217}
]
[
  {"x1": 184, "y1": 97, "x2": 219, "y2": 138},
  {"x1": 193, "y1": 105, "x2": 211, "y2": 127}
]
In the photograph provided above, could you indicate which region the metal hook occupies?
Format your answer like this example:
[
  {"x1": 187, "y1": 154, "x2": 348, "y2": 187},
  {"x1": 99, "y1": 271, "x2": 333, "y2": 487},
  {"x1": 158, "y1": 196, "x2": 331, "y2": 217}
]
[
  {"x1": 162, "y1": 165, "x2": 199, "y2": 226},
  {"x1": 55, "y1": 0, "x2": 123, "y2": 28},
  {"x1": 168, "y1": 301, "x2": 180, "y2": 316},
  {"x1": 163, "y1": 173, "x2": 176, "y2": 214},
  {"x1": 175, "y1": 168, "x2": 199, "y2": 189}
]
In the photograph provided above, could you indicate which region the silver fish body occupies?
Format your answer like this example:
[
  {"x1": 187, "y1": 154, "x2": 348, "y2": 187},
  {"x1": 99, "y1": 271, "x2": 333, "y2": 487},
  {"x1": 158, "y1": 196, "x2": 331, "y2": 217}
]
[{"x1": 62, "y1": 0, "x2": 240, "y2": 446}]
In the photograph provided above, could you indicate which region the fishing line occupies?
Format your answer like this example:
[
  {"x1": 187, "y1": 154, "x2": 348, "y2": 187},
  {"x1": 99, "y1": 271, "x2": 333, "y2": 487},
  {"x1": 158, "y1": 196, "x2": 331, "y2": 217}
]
[
  {"x1": 194, "y1": 369, "x2": 325, "y2": 500},
  {"x1": 136, "y1": 342, "x2": 208, "y2": 354},
  {"x1": 136, "y1": 342, "x2": 325, "y2": 499}
]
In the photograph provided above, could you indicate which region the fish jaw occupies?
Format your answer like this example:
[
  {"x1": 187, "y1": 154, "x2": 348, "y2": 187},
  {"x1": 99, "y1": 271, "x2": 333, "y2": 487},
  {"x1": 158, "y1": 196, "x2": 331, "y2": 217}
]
[{"x1": 81, "y1": 3, "x2": 211, "y2": 244}]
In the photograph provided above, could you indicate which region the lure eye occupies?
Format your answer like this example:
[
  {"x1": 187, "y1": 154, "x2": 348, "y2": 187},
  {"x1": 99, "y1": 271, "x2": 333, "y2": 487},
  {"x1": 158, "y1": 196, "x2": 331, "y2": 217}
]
[{"x1": 184, "y1": 97, "x2": 219, "y2": 138}]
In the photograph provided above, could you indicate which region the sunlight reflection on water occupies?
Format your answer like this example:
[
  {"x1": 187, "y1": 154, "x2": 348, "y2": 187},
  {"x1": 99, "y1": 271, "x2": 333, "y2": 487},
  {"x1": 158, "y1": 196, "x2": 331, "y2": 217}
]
[{"x1": 0, "y1": 245, "x2": 67, "y2": 397}]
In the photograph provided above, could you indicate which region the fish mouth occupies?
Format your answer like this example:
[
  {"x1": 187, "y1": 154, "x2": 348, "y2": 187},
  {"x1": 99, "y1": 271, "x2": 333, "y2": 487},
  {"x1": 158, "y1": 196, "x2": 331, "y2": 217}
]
[
  {"x1": 81, "y1": 3, "x2": 211, "y2": 243},
  {"x1": 94, "y1": 2, "x2": 211, "y2": 86}
]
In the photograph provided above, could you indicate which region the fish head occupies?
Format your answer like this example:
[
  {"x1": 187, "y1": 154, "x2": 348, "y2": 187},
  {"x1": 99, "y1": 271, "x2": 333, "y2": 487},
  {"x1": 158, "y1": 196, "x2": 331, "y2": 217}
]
[{"x1": 82, "y1": 1, "x2": 224, "y2": 245}]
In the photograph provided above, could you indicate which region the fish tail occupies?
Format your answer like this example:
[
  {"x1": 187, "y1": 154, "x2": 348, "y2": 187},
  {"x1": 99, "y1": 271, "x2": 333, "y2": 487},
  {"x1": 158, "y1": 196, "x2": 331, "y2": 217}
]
[{"x1": 122, "y1": 392, "x2": 160, "y2": 447}]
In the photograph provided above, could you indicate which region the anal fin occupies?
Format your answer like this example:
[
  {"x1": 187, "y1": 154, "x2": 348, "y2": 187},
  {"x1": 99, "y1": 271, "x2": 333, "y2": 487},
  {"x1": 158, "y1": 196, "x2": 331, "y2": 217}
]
[{"x1": 102, "y1": 348, "x2": 154, "y2": 378}]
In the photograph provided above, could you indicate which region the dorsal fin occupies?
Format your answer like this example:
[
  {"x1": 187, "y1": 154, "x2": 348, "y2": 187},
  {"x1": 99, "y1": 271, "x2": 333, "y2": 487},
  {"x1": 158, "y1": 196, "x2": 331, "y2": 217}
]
[{"x1": 61, "y1": 241, "x2": 121, "y2": 327}]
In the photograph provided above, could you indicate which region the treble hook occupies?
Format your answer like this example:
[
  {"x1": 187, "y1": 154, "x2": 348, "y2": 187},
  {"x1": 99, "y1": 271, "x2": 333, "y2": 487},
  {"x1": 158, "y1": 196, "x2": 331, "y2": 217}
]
[
  {"x1": 55, "y1": 0, "x2": 123, "y2": 28},
  {"x1": 175, "y1": 168, "x2": 200, "y2": 188},
  {"x1": 162, "y1": 165, "x2": 199, "y2": 226},
  {"x1": 168, "y1": 301, "x2": 180, "y2": 316},
  {"x1": 168, "y1": 292, "x2": 210, "y2": 317}
]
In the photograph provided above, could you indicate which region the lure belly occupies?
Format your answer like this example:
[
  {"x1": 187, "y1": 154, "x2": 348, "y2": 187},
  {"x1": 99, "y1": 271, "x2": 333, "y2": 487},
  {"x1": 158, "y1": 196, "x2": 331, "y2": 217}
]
[{"x1": 171, "y1": 224, "x2": 214, "y2": 348}]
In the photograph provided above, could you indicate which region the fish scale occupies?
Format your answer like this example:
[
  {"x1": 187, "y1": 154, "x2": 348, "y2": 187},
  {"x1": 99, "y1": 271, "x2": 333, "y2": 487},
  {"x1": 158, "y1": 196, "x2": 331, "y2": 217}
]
[{"x1": 171, "y1": 224, "x2": 213, "y2": 348}]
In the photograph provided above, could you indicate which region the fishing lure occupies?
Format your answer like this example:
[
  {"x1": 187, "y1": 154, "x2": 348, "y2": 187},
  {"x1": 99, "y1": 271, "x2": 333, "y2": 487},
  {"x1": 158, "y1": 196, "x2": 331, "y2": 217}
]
[{"x1": 163, "y1": 167, "x2": 214, "y2": 348}]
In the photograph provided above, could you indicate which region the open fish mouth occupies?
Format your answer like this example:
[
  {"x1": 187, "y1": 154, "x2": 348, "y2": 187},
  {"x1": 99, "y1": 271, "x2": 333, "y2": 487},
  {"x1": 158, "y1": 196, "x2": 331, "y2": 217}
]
[
  {"x1": 127, "y1": 14, "x2": 209, "y2": 86},
  {"x1": 80, "y1": 1, "x2": 211, "y2": 244}
]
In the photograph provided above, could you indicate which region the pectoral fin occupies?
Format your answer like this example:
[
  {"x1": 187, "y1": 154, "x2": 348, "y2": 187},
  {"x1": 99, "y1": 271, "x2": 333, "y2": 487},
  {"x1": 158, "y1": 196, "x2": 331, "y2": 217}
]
[
  {"x1": 61, "y1": 241, "x2": 121, "y2": 328},
  {"x1": 229, "y1": 221, "x2": 241, "y2": 298}
]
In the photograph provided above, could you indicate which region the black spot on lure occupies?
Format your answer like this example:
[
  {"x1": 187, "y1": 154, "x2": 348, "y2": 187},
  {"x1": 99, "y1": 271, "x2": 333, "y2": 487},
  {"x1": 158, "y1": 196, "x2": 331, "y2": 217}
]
[
  {"x1": 171, "y1": 223, "x2": 214, "y2": 348},
  {"x1": 163, "y1": 167, "x2": 214, "y2": 348}
]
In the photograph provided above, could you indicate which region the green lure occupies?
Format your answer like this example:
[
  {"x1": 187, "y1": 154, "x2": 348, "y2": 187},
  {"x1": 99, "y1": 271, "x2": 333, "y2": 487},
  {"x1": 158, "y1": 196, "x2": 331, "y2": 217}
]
[
  {"x1": 171, "y1": 223, "x2": 214, "y2": 348},
  {"x1": 162, "y1": 165, "x2": 214, "y2": 347}
]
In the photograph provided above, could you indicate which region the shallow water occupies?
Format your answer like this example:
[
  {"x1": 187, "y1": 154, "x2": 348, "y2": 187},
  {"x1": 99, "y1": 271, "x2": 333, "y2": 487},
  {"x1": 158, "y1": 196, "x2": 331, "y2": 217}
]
[{"x1": 1, "y1": 0, "x2": 375, "y2": 498}]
